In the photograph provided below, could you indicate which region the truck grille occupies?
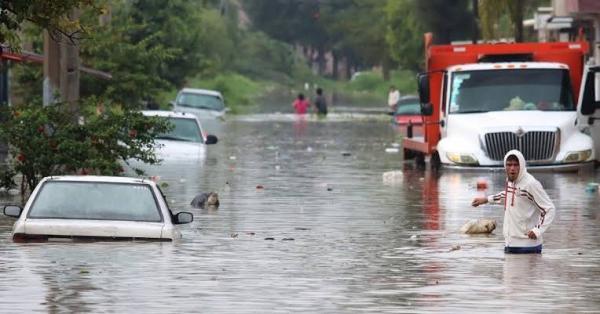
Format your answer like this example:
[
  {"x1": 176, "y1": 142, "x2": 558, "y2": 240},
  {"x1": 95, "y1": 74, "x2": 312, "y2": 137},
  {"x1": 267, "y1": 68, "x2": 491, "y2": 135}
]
[{"x1": 484, "y1": 131, "x2": 558, "y2": 162}]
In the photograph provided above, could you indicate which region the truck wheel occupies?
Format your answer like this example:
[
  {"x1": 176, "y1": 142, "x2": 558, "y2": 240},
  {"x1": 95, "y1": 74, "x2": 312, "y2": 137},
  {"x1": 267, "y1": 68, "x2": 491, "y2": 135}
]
[
  {"x1": 415, "y1": 153, "x2": 426, "y2": 167},
  {"x1": 431, "y1": 152, "x2": 441, "y2": 171},
  {"x1": 403, "y1": 148, "x2": 415, "y2": 160}
]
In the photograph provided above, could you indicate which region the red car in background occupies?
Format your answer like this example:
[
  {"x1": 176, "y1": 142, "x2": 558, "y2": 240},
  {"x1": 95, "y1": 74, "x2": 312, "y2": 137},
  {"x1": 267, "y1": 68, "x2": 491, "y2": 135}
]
[{"x1": 392, "y1": 96, "x2": 423, "y2": 135}]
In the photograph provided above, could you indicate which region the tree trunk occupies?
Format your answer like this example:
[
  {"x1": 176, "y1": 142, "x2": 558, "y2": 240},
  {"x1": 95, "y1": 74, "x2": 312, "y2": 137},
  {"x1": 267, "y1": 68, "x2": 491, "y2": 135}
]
[
  {"x1": 382, "y1": 58, "x2": 391, "y2": 81},
  {"x1": 332, "y1": 51, "x2": 339, "y2": 79},
  {"x1": 472, "y1": 0, "x2": 480, "y2": 43},
  {"x1": 514, "y1": 0, "x2": 524, "y2": 42}
]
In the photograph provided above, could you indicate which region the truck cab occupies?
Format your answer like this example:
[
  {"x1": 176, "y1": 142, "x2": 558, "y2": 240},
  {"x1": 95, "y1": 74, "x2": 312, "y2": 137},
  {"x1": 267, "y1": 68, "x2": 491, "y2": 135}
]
[
  {"x1": 437, "y1": 62, "x2": 593, "y2": 169},
  {"x1": 404, "y1": 39, "x2": 595, "y2": 171}
]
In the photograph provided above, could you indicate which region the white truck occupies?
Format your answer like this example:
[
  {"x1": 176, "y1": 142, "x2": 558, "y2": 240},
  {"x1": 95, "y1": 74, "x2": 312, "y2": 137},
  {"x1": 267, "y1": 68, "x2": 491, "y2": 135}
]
[{"x1": 404, "y1": 39, "x2": 596, "y2": 171}]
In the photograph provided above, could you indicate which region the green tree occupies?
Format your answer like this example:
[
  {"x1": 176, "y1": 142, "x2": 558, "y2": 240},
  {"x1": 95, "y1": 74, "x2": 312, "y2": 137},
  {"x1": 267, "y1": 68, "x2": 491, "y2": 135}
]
[
  {"x1": 0, "y1": 0, "x2": 102, "y2": 47},
  {"x1": 385, "y1": 0, "x2": 424, "y2": 72},
  {"x1": 415, "y1": 0, "x2": 475, "y2": 44}
]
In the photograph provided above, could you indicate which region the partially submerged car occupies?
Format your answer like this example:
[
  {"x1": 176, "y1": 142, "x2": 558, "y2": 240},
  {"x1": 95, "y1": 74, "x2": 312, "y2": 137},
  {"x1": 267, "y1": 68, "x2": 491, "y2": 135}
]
[
  {"x1": 142, "y1": 110, "x2": 218, "y2": 160},
  {"x1": 172, "y1": 88, "x2": 227, "y2": 118},
  {"x1": 392, "y1": 95, "x2": 423, "y2": 126},
  {"x1": 3, "y1": 176, "x2": 193, "y2": 242}
]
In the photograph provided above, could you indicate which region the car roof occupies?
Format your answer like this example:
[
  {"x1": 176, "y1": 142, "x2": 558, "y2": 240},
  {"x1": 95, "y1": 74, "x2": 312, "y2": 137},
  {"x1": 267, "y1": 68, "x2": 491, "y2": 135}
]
[
  {"x1": 41, "y1": 175, "x2": 156, "y2": 185},
  {"x1": 179, "y1": 88, "x2": 223, "y2": 98},
  {"x1": 141, "y1": 110, "x2": 198, "y2": 119}
]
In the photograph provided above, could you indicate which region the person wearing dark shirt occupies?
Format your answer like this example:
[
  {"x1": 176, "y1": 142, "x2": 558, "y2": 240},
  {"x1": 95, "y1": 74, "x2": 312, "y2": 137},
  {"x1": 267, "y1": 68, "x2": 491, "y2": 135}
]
[{"x1": 314, "y1": 88, "x2": 328, "y2": 115}]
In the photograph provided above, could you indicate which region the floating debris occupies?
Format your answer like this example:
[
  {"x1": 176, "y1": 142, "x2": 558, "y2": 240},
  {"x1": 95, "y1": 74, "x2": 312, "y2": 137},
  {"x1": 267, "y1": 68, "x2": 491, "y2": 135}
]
[
  {"x1": 382, "y1": 170, "x2": 403, "y2": 184},
  {"x1": 476, "y1": 178, "x2": 488, "y2": 190},
  {"x1": 585, "y1": 182, "x2": 599, "y2": 193},
  {"x1": 230, "y1": 233, "x2": 238, "y2": 238},
  {"x1": 449, "y1": 245, "x2": 461, "y2": 252},
  {"x1": 341, "y1": 152, "x2": 352, "y2": 157},
  {"x1": 282, "y1": 238, "x2": 295, "y2": 241},
  {"x1": 295, "y1": 227, "x2": 310, "y2": 231},
  {"x1": 229, "y1": 156, "x2": 237, "y2": 160},
  {"x1": 460, "y1": 218, "x2": 496, "y2": 234},
  {"x1": 264, "y1": 237, "x2": 275, "y2": 240},
  {"x1": 385, "y1": 147, "x2": 399, "y2": 153},
  {"x1": 256, "y1": 185, "x2": 264, "y2": 189}
]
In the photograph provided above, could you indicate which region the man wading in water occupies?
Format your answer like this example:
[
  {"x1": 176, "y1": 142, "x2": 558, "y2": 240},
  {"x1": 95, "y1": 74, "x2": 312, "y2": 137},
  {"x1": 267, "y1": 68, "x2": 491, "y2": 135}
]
[{"x1": 471, "y1": 150, "x2": 555, "y2": 253}]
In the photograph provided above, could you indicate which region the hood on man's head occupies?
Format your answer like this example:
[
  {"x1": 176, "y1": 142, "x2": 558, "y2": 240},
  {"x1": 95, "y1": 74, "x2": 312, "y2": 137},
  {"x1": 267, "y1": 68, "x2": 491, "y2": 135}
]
[{"x1": 503, "y1": 149, "x2": 527, "y2": 182}]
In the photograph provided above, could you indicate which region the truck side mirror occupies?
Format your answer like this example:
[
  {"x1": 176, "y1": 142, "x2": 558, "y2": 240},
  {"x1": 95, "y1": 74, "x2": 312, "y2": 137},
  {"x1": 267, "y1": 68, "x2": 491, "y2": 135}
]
[
  {"x1": 417, "y1": 73, "x2": 433, "y2": 116},
  {"x1": 580, "y1": 68, "x2": 600, "y2": 116},
  {"x1": 417, "y1": 73, "x2": 430, "y2": 104}
]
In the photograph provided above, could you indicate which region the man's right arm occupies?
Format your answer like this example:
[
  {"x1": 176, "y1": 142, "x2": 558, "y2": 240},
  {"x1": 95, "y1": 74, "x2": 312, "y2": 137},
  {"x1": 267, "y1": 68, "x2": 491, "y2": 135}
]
[{"x1": 472, "y1": 191, "x2": 506, "y2": 207}]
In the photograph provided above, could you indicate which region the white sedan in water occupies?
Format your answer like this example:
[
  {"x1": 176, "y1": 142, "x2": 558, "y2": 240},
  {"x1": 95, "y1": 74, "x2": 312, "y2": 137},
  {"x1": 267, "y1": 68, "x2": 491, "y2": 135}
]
[
  {"x1": 142, "y1": 110, "x2": 218, "y2": 160},
  {"x1": 3, "y1": 176, "x2": 193, "y2": 242},
  {"x1": 171, "y1": 88, "x2": 227, "y2": 119}
]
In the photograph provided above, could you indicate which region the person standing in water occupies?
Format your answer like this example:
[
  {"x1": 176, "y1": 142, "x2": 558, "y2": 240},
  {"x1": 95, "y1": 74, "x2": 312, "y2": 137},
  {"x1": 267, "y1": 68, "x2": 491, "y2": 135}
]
[
  {"x1": 292, "y1": 93, "x2": 310, "y2": 114},
  {"x1": 471, "y1": 150, "x2": 555, "y2": 254},
  {"x1": 314, "y1": 87, "x2": 328, "y2": 115}
]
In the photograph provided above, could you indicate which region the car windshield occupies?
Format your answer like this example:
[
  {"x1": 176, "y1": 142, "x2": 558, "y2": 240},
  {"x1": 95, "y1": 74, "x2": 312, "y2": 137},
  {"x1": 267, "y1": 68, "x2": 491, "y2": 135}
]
[
  {"x1": 176, "y1": 92, "x2": 224, "y2": 111},
  {"x1": 28, "y1": 181, "x2": 162, "y2": 222},
  {"x1": 157, "y1": 117, "x2": 204, "y2": 143},
  {"x1": 449, "y1": 68, "x2": 574, "y2": 114},
  {"x1": 395, "y1": 98, "x2": 421, "y2": 115}
]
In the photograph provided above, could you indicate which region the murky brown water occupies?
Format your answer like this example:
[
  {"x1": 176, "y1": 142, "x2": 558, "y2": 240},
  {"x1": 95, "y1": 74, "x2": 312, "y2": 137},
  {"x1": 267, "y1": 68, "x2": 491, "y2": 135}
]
[{"x1": 1, "y1": 110, "x2": 600, "y2": 313}]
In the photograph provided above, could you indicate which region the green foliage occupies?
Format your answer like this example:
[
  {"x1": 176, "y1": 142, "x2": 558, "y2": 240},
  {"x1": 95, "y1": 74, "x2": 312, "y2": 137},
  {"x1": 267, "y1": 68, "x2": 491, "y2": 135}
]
[
  {"x1": 415, "y1": 0, "x2": 476, "y2": 44},
  {"x1": 346, "y1": 70, "x2": 416, "y2": 96},
  {"x1": 0, "y1": 0, "x2": 102, "y2": 47},
  {"x1": 385, "y1": 0, "x2": 424, "y2": 72},
  {"x1": 0, "y1": 99, "x2": 171, "y2": 195}
]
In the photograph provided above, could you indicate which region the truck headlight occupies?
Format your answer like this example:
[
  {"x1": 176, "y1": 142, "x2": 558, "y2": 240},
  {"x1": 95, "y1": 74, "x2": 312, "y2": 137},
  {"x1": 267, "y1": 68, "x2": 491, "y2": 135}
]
[
  {"x1": 446, "y1": 152, "x2": 479, "y2": 165},
  {"x1": 563, "y1": 149, "x2": 592, "y2": 163}
]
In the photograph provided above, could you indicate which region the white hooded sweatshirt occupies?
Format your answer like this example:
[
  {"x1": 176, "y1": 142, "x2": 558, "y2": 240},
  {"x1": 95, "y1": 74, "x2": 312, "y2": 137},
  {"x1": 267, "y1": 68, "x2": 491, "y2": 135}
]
[{"x1": 486, "y1": 150, "x2": 555, "y2": 247}]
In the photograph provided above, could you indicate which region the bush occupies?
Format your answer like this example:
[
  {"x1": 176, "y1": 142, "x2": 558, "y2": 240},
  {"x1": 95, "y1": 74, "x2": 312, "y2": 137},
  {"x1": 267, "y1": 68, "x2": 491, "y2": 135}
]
[{"x1": 0, "y1": 99, "x2": 171, "y2": 198}]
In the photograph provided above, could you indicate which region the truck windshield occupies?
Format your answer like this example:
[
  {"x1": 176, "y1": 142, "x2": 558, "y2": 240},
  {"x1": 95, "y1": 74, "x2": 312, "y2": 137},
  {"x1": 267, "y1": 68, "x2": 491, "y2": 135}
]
[{"x1": 449, "y1": 68, "x2": 574, "y2": 113}]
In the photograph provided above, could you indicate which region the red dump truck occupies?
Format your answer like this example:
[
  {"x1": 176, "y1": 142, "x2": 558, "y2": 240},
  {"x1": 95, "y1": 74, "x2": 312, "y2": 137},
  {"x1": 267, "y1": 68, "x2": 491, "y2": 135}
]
[{"x1": 404, "y1": 35, "x2": 595, "y2": 171}]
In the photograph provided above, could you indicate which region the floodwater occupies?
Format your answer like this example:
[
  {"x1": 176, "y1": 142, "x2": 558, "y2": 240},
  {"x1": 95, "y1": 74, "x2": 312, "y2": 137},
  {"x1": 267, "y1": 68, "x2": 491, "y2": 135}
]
[{"x1": 1, "y1": 107, "x2": 600, "y2": 313}]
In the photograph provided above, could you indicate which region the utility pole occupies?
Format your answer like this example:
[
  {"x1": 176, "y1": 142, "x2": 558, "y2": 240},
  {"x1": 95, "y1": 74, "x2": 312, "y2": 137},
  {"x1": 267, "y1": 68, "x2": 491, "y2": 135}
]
[{"x1": 43, "y1": 11, "x2": 80, "y2": 109}]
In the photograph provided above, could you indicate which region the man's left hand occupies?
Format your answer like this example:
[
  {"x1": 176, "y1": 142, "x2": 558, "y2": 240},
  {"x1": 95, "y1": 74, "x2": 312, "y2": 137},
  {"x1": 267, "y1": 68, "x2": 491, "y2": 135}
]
[{"x1": 526, "y1": 230, "x2": 537, "y2": 239}]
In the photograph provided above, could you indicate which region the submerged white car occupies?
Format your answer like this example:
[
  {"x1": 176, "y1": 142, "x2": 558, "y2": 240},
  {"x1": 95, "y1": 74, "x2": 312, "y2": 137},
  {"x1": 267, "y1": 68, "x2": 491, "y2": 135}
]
[
  {"x1": 142, "y1": 110, "x2": 218, "y2": 160},
  {"x1": 172, "y1": 88, "x2": 227, "y2": 118},
  {"x1": 3, "y1": 176, "x2": 193, "y2": 242}
]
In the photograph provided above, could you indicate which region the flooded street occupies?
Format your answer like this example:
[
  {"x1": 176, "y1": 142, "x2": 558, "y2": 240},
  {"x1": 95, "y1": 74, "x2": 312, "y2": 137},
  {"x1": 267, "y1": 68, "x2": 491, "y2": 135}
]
[{"x1": 1, "y1": 109, "x2": 600, "y2": 313}]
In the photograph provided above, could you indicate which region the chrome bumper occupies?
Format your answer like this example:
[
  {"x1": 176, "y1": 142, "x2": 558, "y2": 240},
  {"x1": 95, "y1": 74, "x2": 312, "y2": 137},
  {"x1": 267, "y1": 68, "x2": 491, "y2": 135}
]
[{"x1": 442, "y1": 161, "x2": 596, "y2": 173}]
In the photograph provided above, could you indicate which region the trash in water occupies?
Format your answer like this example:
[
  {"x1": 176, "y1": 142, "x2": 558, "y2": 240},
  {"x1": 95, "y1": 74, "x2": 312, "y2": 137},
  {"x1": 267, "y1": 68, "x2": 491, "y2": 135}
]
[
  {"x1": 409, "y1": 235, "x2": 418, "y2": 241},
  {"x1": 179, "y1": 178, "x2": 187, "y2": 183},
  {"x1": 449, "y1": 245, "x2": 461, "y2": 252},
  {"x1": 264, "y1": 237, "x2": 275, "y2": 240},
  {"x1": 327, "y1": 187, "x2": 333, "y2": 191},
  {"x1": 230, "y1": 233, "x2": 238, "y2": 238},
  {"x1": 256, "y1": 185, "x2": 264, "y2": 189},
  {"x1": 585, "y1": 182, "x2": 599, "y2": 193},
  {"x1": 275, "y1": 165, "x2": 281, "y2": 170},
  {"x1": 476, "y1": 178, "x2": 488, "y2": 190},
  {"x1": 282, "y1": 238, "x2": 295, "y2": 241},
  {"x1": 306, "y1": 147, "x2": 313, "y2": 152},
  {"x1": 229, "y1": 156, "x2": 237, "y2": 160},
  {"x1": 295, "y1": 227, "x2": 310, "y2": 231},
  {"x1": 385, "y1": 147, "x2": 399, "y2": 153},
  {"x1": 341, "y1": 152, "x2": 352, "y2": 157},
  {"x1": 391, "y1": 143, "x2": 400, "y2": 148},
  {"x1": 460, "y1": 218, "x2": 496, "y2": 234},
  {"x1": 382, "y1": 170, "x2": 403, "y2": 184}
]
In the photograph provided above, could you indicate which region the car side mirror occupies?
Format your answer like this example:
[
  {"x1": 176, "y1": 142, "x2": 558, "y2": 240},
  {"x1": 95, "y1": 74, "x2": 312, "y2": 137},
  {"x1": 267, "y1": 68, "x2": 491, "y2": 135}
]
[
  {"x1": 173, "y1": 212, "x2": 193, "y2": 224},
  {"x1": 4, "y1": 205, "x2": 22, "y2": 218},
  {"x1": 205, "y1": 134, "x2": 218, "y2": 145}
]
